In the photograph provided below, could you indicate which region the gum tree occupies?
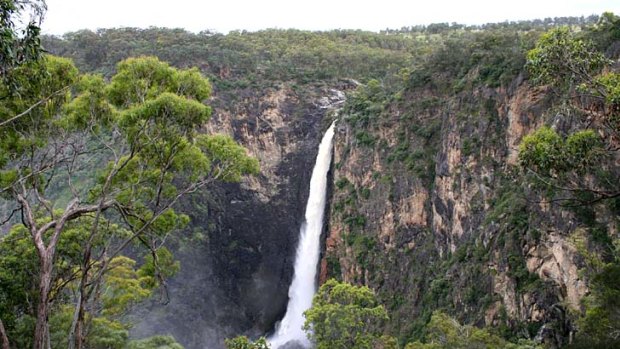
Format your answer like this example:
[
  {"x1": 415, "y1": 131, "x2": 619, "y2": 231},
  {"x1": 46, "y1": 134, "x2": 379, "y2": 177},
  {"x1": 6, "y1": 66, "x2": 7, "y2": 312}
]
[
  {"x1": 0, "y1": 0, "x2": 46, "y2": 88},
  {"x1": 303, "y1": 279, "x2": 388, "y2": 349},
  {"x1": 0, "y1": 55, "x2": 258, "y2": 349},
  {"x1": 521, "y1": 25, "x2": 619, "y2": 204}
]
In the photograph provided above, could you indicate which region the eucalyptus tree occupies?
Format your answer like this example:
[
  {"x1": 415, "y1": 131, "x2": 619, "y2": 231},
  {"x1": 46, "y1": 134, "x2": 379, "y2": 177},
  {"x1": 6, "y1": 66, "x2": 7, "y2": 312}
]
[
  {"x1": 303, "y1": 279, "x2": 388, "y2": 349},
  {"x1": 0, "y1": 0, "x2": 46, "y2": 89},
  {"x1": 0, "y1": 55, "x2": 258, "y2": 349},
  {"x1": 521, "y1": 25, "x2": 619, "y2": 204}
]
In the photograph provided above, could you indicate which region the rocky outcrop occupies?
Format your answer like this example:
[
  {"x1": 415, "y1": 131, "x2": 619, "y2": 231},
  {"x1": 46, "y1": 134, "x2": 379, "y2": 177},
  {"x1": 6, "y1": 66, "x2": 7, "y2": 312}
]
[
  {"x1": 524, "y1": 231, "x2": 588, "y2": 310},
  {"x1": 323, "y1": 76, "x2": 606, "y2": 346},
  {"x1": 39, "y1": 25, "x2": 617, "y2": 349}
]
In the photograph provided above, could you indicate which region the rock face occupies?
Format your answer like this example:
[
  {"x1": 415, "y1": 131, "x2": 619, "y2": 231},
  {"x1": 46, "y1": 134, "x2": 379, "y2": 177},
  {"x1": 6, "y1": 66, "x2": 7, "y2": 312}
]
[
  {"x1": 323, "y1": 76, "x2": 611, "y2": 346},
  {"x1": 39, "y1": 27, "x2": 617, "y2": 349},
  {"x1": 131, "y1": 84, "x2": 347, "y2": 348}
]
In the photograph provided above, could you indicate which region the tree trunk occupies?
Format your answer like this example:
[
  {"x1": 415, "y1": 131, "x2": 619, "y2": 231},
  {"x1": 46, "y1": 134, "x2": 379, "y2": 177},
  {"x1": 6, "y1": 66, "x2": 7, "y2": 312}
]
[
  {"x1": 67, "y1": 283, "x2": 87, "y2": 349},
  {"x1": 75, "y1": 295, "x2": 86, "y2": 349},
  {"x1": 45, "y1": 322, "x2": 51, "y2": 349},
  {"x1": 67, "y1": 291, "x2": 81, "y2": 349},
  {"x1": 33, "y1": 254, "x2": 53, "y2": 349},
  {"x1": 0, "y1": 318, "x2": 9, "y2": 349}
]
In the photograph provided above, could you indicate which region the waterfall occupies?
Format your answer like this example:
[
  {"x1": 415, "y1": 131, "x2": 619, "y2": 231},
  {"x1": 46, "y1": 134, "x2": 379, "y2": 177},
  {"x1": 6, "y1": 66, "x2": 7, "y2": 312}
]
[{"x1": 269, "y1": 121, "x2": 336, "y2": 349}]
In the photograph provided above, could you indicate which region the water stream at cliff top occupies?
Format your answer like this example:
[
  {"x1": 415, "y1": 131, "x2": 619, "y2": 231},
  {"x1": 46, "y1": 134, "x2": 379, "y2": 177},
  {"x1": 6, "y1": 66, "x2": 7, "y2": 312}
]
[{"x1": 269, "y1": 121, "x2": 336, "y2": 349}]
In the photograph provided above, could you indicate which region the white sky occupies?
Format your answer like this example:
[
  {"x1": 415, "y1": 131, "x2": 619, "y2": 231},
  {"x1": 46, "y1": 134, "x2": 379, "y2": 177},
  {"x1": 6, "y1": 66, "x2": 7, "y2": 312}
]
[{"x1": 42, "y1": 0, "x2": 620, "y2": 35}]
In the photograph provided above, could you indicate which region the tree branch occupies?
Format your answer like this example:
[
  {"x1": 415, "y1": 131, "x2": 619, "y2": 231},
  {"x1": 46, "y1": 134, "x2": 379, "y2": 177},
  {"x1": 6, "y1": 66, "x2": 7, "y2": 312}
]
[
  {"x1": 0, "y1": 85, "x2": 70, "y2": 129},
  {"x1": 0, "y1": 206, "x2": 21, "y2": 227},
  {"x1": 525, "y1": 168, "x2": 620, "y2": 205},
  {"x1": 36, "y1": 199, "x2": 117, "y2": 254},
  {"x1": 15, "y1": 182, "x2": 41, "y2": 251}
]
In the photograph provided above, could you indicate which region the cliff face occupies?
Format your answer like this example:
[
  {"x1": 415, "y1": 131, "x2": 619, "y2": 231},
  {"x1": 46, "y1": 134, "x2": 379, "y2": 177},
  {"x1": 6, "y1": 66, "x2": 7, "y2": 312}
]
[
  {"x1": 39, "y1": 24, "x2": 618, "y2": 349},
  {"x1": 323, "y1": 75, "x2": 612, "y2": 346},
  {"x1": 131, "y1": 84, "x2": 345, "y2": 348}
]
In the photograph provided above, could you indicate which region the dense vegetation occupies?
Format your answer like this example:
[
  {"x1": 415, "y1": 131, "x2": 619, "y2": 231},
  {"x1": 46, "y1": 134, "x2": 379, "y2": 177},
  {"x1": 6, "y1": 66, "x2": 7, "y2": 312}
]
[
  {"x1": 40, "y1": 15, "x2": 609, "y2": 90},
  {"x1": 220, "y1": 19, "x2": 620, "y2": 348},
  {"x1": 2, "y1": 0, "x2": 619, "y2": 348},
  {"x1": 325, "y1": 10, "x2": 619, "y2": 349},
  {"x1": 1, "y1": 2, "x2": 258, "y2": 348}
]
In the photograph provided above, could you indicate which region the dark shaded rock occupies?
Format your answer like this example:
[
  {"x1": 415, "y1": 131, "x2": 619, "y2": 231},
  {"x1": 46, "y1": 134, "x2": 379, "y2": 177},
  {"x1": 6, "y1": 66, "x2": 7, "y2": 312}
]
[{"x1": 130, "y1": 85, "x2": 332, "y2": 349}]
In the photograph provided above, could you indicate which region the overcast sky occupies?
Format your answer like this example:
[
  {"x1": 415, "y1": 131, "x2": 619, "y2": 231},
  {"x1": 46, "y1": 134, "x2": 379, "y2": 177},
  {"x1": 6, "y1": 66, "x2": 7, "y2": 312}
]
[{"x1": 42, "y1": 0, "x2": 620, "y2": 35}]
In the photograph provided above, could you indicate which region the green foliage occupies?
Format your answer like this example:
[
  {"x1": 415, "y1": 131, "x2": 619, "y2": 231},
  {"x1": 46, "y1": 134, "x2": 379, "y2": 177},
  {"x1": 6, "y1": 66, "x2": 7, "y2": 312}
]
[
  {"x1": 126, "y1": 335, "x2": 185, "y2": 349},
  {"x1": 106, "y1": 56, "x2": 210, "y2": 107},
  {"x1": 0, "y1": 54, "x2": 259, "y2": 347},
  {"x1": 86, "y1": 316, "x2": 129, "y2": 349},
  {"x1": 518, "y1": 126, "x2": 567, "y2": 174},
  {"x1": 0, "y1": 0, "x2": 45, "y2": 88},
  {"x1": 462, "y1": 138, "x2": 475, "y2": 157},
  {"x1": 568, "y1": 222, "x2": 620, "y2": 348},
  {"x1": 520, "y1": 22, "x2": 619, "y2": 207},
  {"x1": 589, "y1": 12, "x2": 620, "y2": 50},
  {"x1": 343, "y1": 214, "x2": 367, "y2": 228},
  {"x1": 344, "y1": 80, "x2": 386, "y2": 128},
  {"x1": 138, "y1": 247, "x2": 181, "y2": 289},
  {"x1": 575, "y1": 263, "x2": 620, "y2": 345},
  {"x1": 0, "y1": 220, "x2": 155, "y2": 346},
  {"x1": 0, "y1": 226, "x2": 41, "y2": 334},
  {"x1": 102, "y1": 256, "x2": 153, "y2": 316},
  {"x1": 224, "y1": 336, "x2": 270, "y2": 349},
  {"x1": 0, "y1": 55, "x2": 79, "y2": 155},
  {"x1": 303, "y1": 279, "x2": 388, "y2": 349},
  {"x1": 335, "y1": 177, "x2": 351, "y2": 190},
  {"x1": 404, "y1": 29, "x2": 534, "y2": 92},
  {"x1": 50, "y1": 312, "x2": 130, "y2": 349},
  {"x1": 518, "y1": 123, "x2": 616, "y2": 206},
  {"x1": 326, "y1": 256, "x2": 342, "y2": 279},
  {"x1": 506, "y1": 254, "x2": 541, "y2": 292},
  {"x1": 519, "y1": 126, "x2": 604, "y2": 177},
  {"x1": 591, "y1": 72, "x2": 620, "y2": 138},
  {"x1": 485, "y1": 183, "x2": 528, "y2": 230},
  {"x1": 44, "y1": 28, "x2": 418, "y2": 87},
  {"x1": 594, "y1": 72, "x2": 620, "y2": 104},
  {"x1": 62, "y1": 73, "x2": 117, "y2": 130},
  {"x1": 405, "y1": 311, "x2": 541, "y2": 349},
  {"x1": 526, "y1": 27, "x2": 609, "y2": 90},
  {"x1": 196, "y1": 134, "x2": 260, "y2": 182},
  {"x1": 355, "y1": 130, "x2": 376, "y2": 147}
]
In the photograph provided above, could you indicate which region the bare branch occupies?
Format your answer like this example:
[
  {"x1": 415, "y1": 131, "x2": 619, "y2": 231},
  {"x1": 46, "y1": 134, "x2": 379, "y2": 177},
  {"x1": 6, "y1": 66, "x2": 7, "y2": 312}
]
[
  {"x1": 33, "y1": 186, "x2": 54, "y2": 220},
  {"x1": 15, "y1": 184, "x2": 37, "y2": 236},
  {"x1": 0, "y1": 206, "x2": 21, "y2": 227}
]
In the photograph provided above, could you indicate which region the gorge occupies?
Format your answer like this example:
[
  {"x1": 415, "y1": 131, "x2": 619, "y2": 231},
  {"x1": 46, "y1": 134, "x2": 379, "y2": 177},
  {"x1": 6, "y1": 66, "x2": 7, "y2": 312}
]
[{"x1": 0, "y1": 11, "x2": 618, "y2": 349}]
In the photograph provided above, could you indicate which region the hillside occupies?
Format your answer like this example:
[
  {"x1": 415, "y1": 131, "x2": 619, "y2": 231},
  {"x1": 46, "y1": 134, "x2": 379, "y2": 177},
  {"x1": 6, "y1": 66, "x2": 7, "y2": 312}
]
[{"x1": 1, "y1": 11, "x2": 618, "y2": 349}]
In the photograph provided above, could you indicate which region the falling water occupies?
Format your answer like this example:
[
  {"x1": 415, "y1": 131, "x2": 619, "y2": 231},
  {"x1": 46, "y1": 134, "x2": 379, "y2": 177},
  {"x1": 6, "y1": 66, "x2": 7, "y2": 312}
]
[{"x1": 269, "y1": 121, "x2": 336, "y2": 349}]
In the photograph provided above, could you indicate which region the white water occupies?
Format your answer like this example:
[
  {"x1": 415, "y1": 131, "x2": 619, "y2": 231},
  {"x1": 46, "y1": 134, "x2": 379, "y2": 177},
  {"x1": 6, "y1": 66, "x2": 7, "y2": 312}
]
[{"x1": 269, "y1": 122, "x2": 336, "y2": 349}]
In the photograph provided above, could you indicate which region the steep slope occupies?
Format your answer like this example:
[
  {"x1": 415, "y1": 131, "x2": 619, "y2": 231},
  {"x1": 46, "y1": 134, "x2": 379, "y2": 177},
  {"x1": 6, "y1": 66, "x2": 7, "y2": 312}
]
[
  {"x1": 40, "y1": 18, "x2": 619, "y2": 348},
  {"x1": 323, "y1": 28, "x2": 619, "y2": 347},
  {"x1": 128, "y1": 85, "x2": 351, "y2": 348},
  {"x1": 41, "y1": 28, "x2": 405, "y2": 348}
]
